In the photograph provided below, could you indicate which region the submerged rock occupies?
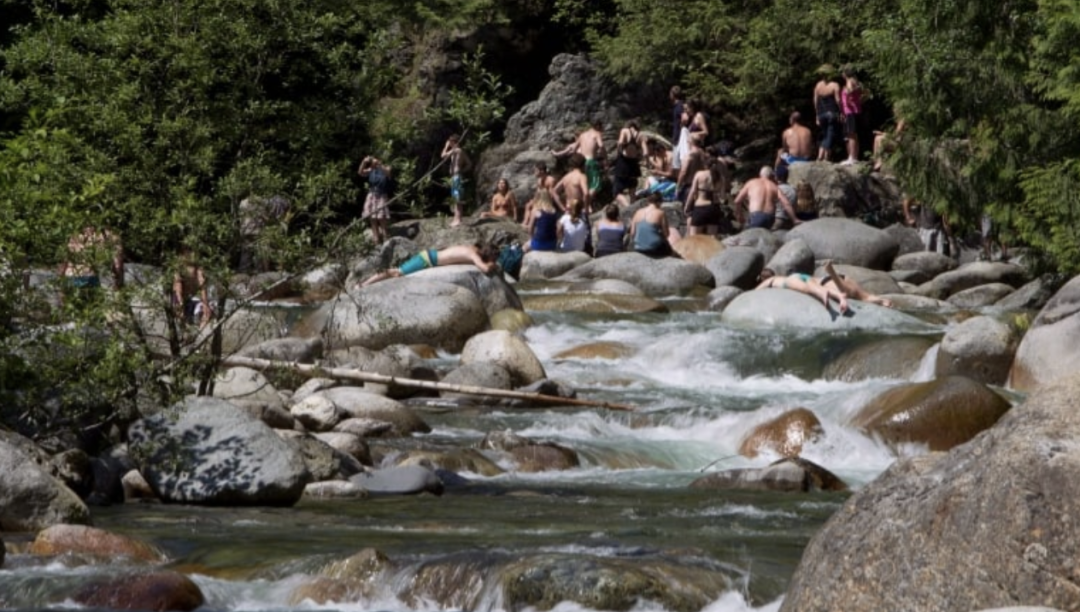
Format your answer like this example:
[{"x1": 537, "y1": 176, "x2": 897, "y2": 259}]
[
  {"x1": 823, "y1": 336, "x2": 936, "y2": 382},
  {"x1": 780, "y1": 374, "x2": 1080, "y2": 612},
  {"x1": 521, "y1": 292, "x2": 668, "y2": 314},
  {"x1": 73, "y1": 570, "x2": 204, "y2": 611},
  {"x1": 29, "y1": 524, "x2": 165, "y2": 564},
  {"x1": 851, "y1": 376, "x2": 1011, "y2": 451},
  {"x1": 690, "y1": 457, "x2": 847, "y2": 493}
]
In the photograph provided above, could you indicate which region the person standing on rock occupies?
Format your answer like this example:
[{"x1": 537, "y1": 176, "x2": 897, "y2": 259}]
[
  {"x1": 359, "y1": 243, "x2": 499, "y2": 286},
  {"x1": 676, "y1": 133, "x2": 708, "y2": 206},
  {"x1": 551, "y1": 119, "x2": 606, "y2": 204},
  {"x1": 813, "y1": 65, "x2": 842, "y2": 162},
  {"x1": 771, "y1": 164, "x2": 799, "y2": 231},
  {"x1": 734, "y1": 166, "x2": 798, "y2": 230},
  {"x1": 685, "y1": 153, "x2": 724, "y2": 236},
  {"x1": 442, "y1": 134, "x2": 471, "y2": 227},
  {"x1": 840, "y1": 65, "x2": 864, "y2": 165},
  {"x1": 776, "y1": 111, "x2": 815, "y2": 167},
  {"x1": 357, "y1": 155, "x2": 393, "y2": 243},
  {"x1": 612, "y1": 119, "x2": 644, "y2": 207}
]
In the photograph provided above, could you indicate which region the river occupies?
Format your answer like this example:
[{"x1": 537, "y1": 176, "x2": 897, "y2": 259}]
[{"x1": 0, "y1": 288, "x2": 947, "y2": 612}]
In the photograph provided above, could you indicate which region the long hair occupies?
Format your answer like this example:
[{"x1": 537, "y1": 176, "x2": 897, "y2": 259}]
[{"x1": 568, "y1": 199, "x2": 585, "y2": 223}]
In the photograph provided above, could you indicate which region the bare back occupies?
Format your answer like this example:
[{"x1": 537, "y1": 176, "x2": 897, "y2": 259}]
[
  {"x1": 556, "y1": 170, "x2": 588, "y2": 206},
  {"x1": 739, "y1": 178, "x2": 779, "y2": 215},
  {"x1": 577, "y1": 128, "x2": 604, "y2": 160},
  {"x1": 783, "y1": 125, "x2": 814, "y2": 159}
]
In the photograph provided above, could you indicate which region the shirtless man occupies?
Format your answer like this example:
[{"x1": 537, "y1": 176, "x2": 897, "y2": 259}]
[
  {"x1": 733, "y1": 166, "x2": 798, "y2": 230},
  {"x1": 551, "y1": 119, "x2": 605, "y2": 201},
  {"x1": 553, "y1": 153, "x2": 591, "y2": 212},
  {"x1": 442, "y1": 134, "x2": 471, "y2": 227},
  {"x1": 521, "y1": 163, "x2": 559, "y2": 227},
  {"x1": 676, "y1": 133, "x2": 708, "y2": 205},
  {"x1": 59, "y1": 226, "x2": 124, "y2": 290},
  {"x1": 360, "y1": 243, "x2": 499, "y2": 286},
  {"x1": 776, "y1": 112, "x2": 815, "y2": 166}
]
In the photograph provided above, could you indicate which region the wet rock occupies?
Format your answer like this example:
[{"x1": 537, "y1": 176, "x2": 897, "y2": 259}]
[
  {"x1": 705, "y1": 286, "x2": 743, "y2": 312},
  {"x1": 706, "y1": 246, "x2": 764, "y2": 290},
  {"x1": 302, "y1": 481, "x2": 370, "y2": 500},
  {"x1": 823, "y1": 336, "x2": 936, "y2": 382},
  {"x1": 690, "y1": 457, "x2": 847, "y2": 493},
  {"x1": 520, "y1": 250, "x2": 593, "y2": 280},
  {"x1": 780, "y1": 374, "x2": 1080, "y2": 612},
  {"x1": 672, "y1": 234, "x2": 725, "y2": 265},
  {"x1": 935, "y1": 316, "x2": 1020, "y2": 385},
  {"x1": 786, "y1": 218, "x2": 900, "y2": 270},
  {"x1": 946, "y1": 282, "x2": 1015, "y2": 309},
  {"x1": 510, "y1": 443, "x2": 580, "y2": 472},
  {"x1": 521, "y1": 292, "x2": 668, "y2": 314},
  {"x1": 318, "y1": 387, "x2": 431, "y2": 436},
  {"x1": 738, "y1": 408, "x2": 824, "y2": 459},
  {"x1": 212, "y1": 366, "x2": 285, "y2": 412},
  {"x1": 565, "y1": 279, "x2": 647, "y2": 295},
  {"x1": 0, "y1": 432, "x2": 89, "y2": 530},
  {"x1": 765, "y1": 238, "x2": 815, "y2": 277},
  {"x1": 1009, "y1": 274, "x2": 1080, "y2": 391},
  {"x1": 441, "y1": 362, "x2": 514, "y2": 404},
  {"x1": 461, "y1": 330, "x2": 546, "y2": 387},
  {"x1": 498, "y1": 553, "x2": 731, "y2": 612},
  {"x1": 333, "y1": 417, "x2": 394, "y2": 438},
  {"x1": 554, "y1": 341, "x2": 635, "y2": 360},
  {"x1": 851, "y1": 376, "x2": 1011, "y2": 451},
  {"x1": 556, "y1": 252, "x2": 714, "y2": 297},
  {"x1": 312, "y1": 432, "x2": 372, "y2": 465},
  {"x1": 350, "y1": 464, "x2": 444, "y2": 496},
  {"x1": 290, "y1": 394, "x2": 344, "y2": 432},
  {"x1": 721, "y1": 289, "x2": 935, "y2": 332},
  {"x1": 73, "y1": 569, "x2": 204, "y2": 611},
  {"x1": 289, "y1": 548, "x2": 392, "y2": 603},
  {"x1": 121, "y1": 470, "x2": 156, "y2": 502},
  {"x1": 29, "y1": 524, "x2": 165, "y2": 563},
  {"x1": 300, "y1": 280, "x2": 489, "y2": 352},
  {"x1": 914, "y1": 261, "x2": 1028, "y2": 300},
  {"x1": 128, "y1": 397, "x2": 310, "y2": 506},
  {"x1": 393, "y1": 448, "x2": 504, "y2": 477},
  {"x1": 490, "y1": 308, "x2": 534, "y2": 333},
  {"x1": 51, "y1": 449, "x2": 94, "y2": 500},
  {"x1": 287, "y1": 575, "x2": 353, "y2": 605},
  {"x1": 281, "y1": 433, "x2": 364, "y2": 482}
]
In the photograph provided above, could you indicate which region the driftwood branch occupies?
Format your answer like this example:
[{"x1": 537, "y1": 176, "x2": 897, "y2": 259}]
[{"x1": 221, "y1": 355, "x2": 636, "y2": 412}]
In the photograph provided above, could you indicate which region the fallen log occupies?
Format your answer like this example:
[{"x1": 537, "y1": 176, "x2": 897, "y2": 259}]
[{"x1": 221, "y1": 355, "x2": 636, "y2": 412}]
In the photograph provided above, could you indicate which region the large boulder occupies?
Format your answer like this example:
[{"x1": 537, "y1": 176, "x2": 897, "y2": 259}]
[
  {"x1": 0, "y1": 433, "x2": 90, "y2": 530},
  {"x1": 913, "y1": 261, "x2": 1028, "y2": 299},
  {"x1": 520, "y1": 251, "x2": 593, "y2": 280},
  {"x1": 823, "y1": 336, "x2": 936, "y2": 382},
  {"x1": 935, "y1": 316, "x2": 1020, "y2": 386},
  {"x1": 785, "y1": 218, "x2": 900, "y2": 270},
  {"x1": 407, "y1": 264, "x2": 523, "y2": 316},
  {"x1": 705, "y1": 246, "x2": 764, "y2": 290},
  {"x1": 882, "y1": 223, "x2": 928, "y2": 257},
  {"x1": 460, "y1": 330, "x2": 546, "y2": 387},
  {"x1": 764, "y1": 238, "x2": 815, "y2": 276},
  {"x1": 301, "y1": 279, "x2": 490, "y2": 352},
  {"x1": 722, "y1": 228, "x2": 784, "y2": 262},
  {"x1": 850, "y1": 376, "x2": 1011, "y2": 451},
  {"x1": 720, "y1": 289, "x2": 936, "y2": 333},
  {"x1": 127, "y1": 397, "x2": 310, "y2": 506},
  {"x1": 780, "y1": 374, "x2": 1080, "y2": 612},
  {"x1": 1009, "y1": 275, "x2": 1080, "y2": 391},
  {"x1": 991, "y1": 275, "x2": 1062, "y2": 313},
  {"x1": 947, "y1": 283, "x2": 1016, "y2": 309},
  {"x1": 823, "y1": 263, "x2": 903, "y2": 296},
  {"x1": 787, "y1": 162, "x2": 903, "y2": 219},
  {"x1": 556, "y1": 252, "x2": 714, "y2": 296}
]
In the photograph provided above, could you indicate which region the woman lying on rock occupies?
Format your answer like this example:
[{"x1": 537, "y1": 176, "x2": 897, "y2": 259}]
[
  {"x1": 756, "y1": 262, "x2": 893, "y2": 312},
  {"x1": 360, "y1": 243, "x2": 499, "y2": 286}
]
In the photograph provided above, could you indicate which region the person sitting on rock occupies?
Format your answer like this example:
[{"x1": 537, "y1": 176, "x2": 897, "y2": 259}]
[
  {"x1": 360, "y1": 243, "x2": 499, "y2": 286},
  {"x1": 480, "y1": 178, "x2": 518, "y2": 221},
  {"x1": 776, "y1": 111, "x2": 815, "y2": 167},
  {"x1": 631, "y1": 192, "x2": 674, "y2": 258}
]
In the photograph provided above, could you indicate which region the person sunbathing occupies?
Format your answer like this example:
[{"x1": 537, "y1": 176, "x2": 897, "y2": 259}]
[
  {"x1": 360, "y1": 243, "x2": 499, "y2": 286},
  {"x1": 757, "y1": 262, "x2": 893, "y2": 312}
]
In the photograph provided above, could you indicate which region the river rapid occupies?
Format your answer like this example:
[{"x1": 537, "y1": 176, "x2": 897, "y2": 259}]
[{"x1": 0, "y1": 288, "x2": 949, "y2": 612}]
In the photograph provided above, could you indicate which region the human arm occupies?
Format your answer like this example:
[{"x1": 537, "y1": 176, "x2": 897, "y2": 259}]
[
  {"x1": 733, "y1": 183, "x2": 751, "y2": 224},
  {"x1": 469, "y1": 248, "x2": 496, "y2": 274},
  {"x1": 358, "y1": 156, "x2": 374, "y2": 177},
  {"x1": 902, "y1": 199, "x2": 915, "y2": 226},
  {"x1": 549, "y1": 141, "x2": 576, "y2": 157},
  {"x1": 685, "y1": 175, "x2": 699, "y2": 213},
  {"x1": 508, "y1": 192, "x2": 519, "y2": 222},
  {"x1": 813, "y1": 88, "x2": 821, "y2": 125}
]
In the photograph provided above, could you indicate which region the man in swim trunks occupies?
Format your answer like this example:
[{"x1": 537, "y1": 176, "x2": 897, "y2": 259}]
[
  {"x1": 551, "y1": 120, "x2": 606, "y2": 203},
  {"x1": 360, "y1": 243, "x2": 499, "y2": 286},
  {"x1": 776, "y1": 111, "x2": 815, "y2": 167},
  {"x1": 733, "y1": 166, "x2": 798, "y2": 230},
  {"x1": 442, "y1": 134, "x2": 471, "y2": 227},
  {"x1": 553, "y1": 154, "x2": 591, "y2": 213}
]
